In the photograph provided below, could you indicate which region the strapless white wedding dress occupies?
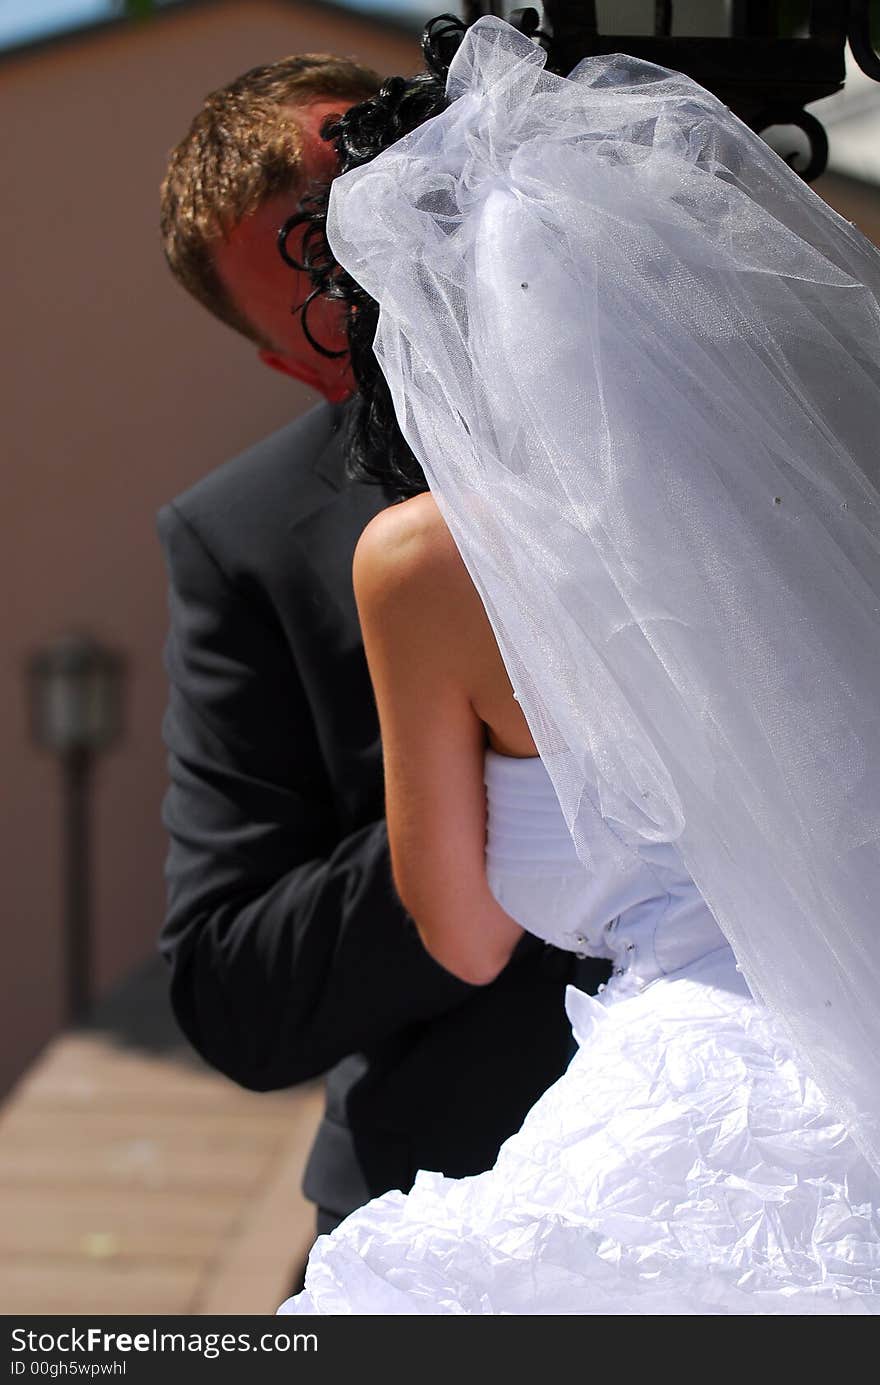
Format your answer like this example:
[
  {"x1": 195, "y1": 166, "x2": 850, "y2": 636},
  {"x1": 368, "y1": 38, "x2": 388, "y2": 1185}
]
[{"x1": 278, "y1": 752, "x2": 880, "y2": 1315}]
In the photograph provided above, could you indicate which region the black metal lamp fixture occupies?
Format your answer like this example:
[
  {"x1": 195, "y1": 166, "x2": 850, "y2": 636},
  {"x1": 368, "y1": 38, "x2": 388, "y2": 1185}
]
[
  {"x1": 28, "y1": 634, "x2": 125, "y2": 1025},
  {"x1": 461, "y1": 1, "x2": 880, "y2": 181}
]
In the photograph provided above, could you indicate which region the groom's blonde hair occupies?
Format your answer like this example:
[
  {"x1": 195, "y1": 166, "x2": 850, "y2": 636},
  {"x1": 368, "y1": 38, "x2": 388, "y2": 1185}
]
[{"x1": 159, "y1": 54, "x2": 382, "y2": 346}]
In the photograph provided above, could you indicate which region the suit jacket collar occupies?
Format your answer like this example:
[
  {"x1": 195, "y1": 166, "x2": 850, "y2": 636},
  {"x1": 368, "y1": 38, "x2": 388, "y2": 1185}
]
[{"x1": 312, "y1": 400, "x2": 356, "y2": 493}]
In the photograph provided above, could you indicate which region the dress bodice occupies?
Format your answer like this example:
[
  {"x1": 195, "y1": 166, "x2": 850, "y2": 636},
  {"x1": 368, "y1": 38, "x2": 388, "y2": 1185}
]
[{"x1": 484, "y1": 749, "x2": 729, "y2": 994}]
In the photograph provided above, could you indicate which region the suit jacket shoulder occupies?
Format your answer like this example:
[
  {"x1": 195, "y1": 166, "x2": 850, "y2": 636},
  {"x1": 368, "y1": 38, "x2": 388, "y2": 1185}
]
[{"x1": 158, "y1": 402, "x2": 348, "y2": 579}]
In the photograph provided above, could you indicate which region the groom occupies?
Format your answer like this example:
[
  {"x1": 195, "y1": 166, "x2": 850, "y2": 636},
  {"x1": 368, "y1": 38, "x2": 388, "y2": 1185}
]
[{"x1": 157, "y1": 53, "x2": 608, "y2": 1238}]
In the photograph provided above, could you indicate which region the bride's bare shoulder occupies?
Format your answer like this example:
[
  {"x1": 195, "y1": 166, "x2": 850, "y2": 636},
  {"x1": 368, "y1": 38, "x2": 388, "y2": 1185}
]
[
  {"x1": 353, "y1": 491, "x2": 524, "y2": 745},
  {"x1": 353, "y1": 492, "x2": 471, "y2": 610}
]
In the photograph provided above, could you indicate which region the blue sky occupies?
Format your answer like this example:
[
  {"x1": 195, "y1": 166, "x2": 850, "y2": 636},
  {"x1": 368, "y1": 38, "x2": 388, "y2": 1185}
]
[
  {"x1": 0, "y1": 0, "x2": 433, "y2": 51},
  {"x1": 0, "y1": 1, "x2": 121, "y2": 49}
]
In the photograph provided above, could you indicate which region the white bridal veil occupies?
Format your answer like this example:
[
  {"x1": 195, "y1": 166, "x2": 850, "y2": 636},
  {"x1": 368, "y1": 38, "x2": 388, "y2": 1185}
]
[{"x1": 327, "y1": 18, "x2": 880, "y2": 1169}]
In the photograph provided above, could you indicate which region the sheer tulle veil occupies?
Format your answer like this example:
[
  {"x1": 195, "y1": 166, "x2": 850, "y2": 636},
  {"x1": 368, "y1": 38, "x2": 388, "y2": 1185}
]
[{"x1": 326, "y1": 18, "x2": 880, "y2": 1169}]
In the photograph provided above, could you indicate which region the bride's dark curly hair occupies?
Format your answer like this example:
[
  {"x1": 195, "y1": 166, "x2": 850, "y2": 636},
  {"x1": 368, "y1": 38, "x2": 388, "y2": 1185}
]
[{"x1": 280, "y1": 15, "x2": 467, "y2": 498}]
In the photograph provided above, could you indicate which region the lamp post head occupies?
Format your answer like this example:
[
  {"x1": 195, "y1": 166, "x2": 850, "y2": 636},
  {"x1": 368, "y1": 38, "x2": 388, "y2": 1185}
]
[{"x1": 28, "y1": 633, "x2": 125, "y2": 757}]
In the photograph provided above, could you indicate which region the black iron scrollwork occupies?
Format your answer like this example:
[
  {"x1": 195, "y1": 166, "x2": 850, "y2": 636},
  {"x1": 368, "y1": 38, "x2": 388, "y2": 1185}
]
[
  {"x1": 849, "y1": 0, "x2": 880, "y2": 80},
  {"x1": 754, "y1": 106, "x2": 831, "y2": 183},
  {"x1": 508, "y1": 7, "x2": 542, "y2": 40},
  {"x1": 464, "y1": 0, "x2": 879, "y2": 184}
]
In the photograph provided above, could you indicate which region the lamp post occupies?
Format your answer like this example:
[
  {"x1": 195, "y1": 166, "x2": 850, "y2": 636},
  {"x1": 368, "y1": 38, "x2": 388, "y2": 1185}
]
[
  {"x1": 464, "y1": 0, "x2": 880, "y2": 181},
  {"x1": 28, "y1": 634, "x2": 125, "y2": 1026}
]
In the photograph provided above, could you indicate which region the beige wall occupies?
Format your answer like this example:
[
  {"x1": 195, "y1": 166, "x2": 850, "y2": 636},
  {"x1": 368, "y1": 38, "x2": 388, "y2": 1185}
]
[{"x1": 0, "y1": 0, "x2": 419, "y2": 1095}]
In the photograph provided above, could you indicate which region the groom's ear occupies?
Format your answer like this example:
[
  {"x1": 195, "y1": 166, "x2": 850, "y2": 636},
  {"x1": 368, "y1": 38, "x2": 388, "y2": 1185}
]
[{"x1": 258, "y1": 348, "x2": 321, "y2": 392}]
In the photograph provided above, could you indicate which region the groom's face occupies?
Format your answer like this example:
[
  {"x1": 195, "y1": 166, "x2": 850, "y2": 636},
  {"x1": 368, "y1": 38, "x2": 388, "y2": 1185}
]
[{"x1": 211, "y1": 100, "x2": 355, "y2": 404}]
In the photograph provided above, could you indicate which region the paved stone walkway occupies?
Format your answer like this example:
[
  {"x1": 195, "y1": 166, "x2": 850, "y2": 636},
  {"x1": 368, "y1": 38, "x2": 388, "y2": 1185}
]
[{"x1": 0, "y1": 1032, "x2": 322, "y2": 1314}]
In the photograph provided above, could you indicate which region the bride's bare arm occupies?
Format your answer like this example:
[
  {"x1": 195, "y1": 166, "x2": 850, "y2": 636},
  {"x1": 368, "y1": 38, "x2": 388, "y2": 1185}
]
[{"x1": 353, "y1": 493, "x2": 524, "y2": 986}]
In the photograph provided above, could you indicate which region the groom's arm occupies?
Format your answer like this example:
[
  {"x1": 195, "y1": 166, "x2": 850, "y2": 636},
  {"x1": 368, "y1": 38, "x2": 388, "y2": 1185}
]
[{"x1": 157, "y1": 501, "x2": 475, "y2": 1092}]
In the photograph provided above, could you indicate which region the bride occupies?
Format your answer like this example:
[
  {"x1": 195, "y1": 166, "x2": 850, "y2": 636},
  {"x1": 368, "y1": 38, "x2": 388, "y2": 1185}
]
[{"x1": 278, "y1": 16, "x2": 880, "y2": 1313}]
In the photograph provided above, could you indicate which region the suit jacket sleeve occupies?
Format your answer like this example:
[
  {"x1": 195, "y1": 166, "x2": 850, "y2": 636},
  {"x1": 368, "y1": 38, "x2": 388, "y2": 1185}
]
[{"x1": 157, "y1": 500, "x2": 475, "y2": 1091}]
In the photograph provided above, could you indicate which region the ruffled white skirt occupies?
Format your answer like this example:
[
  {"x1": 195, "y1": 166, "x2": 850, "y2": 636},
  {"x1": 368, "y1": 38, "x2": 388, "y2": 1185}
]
[{"x1": 279, "y1": 950, "x2": 880, "y2": 1315}]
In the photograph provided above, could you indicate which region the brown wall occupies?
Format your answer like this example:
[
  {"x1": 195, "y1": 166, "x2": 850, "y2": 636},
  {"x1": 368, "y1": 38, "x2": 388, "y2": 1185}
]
[
  {"x1": 0, "y1": 0, "x2": 419, "y2": 1095},
  {"x1": 815, "y1": 170, "x2": 880, "y2": 247}
]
